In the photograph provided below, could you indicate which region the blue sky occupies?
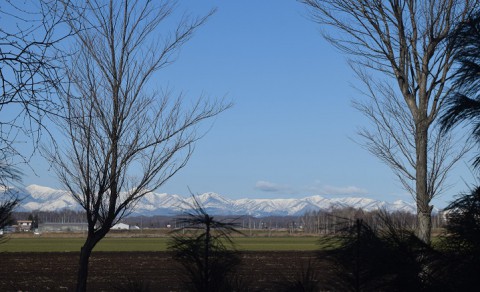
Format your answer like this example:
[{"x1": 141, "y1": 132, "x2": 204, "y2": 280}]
[{"x1": 17, "y1": 0, "x2": 477, "y2": 208}]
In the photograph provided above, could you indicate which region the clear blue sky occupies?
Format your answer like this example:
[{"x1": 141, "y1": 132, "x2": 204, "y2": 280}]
[{"x1": 19, "y1": 0, "x2": 476, "y2": 208}]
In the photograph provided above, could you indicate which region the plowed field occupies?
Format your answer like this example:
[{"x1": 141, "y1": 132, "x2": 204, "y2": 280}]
[{"x1": 0, "y1": 251, "x2": 325, "y2": 291}]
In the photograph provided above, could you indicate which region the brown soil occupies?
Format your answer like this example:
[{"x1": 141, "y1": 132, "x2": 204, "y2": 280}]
[{"x1": 0, "y1": 251, "x2": 325, "y2": 291}]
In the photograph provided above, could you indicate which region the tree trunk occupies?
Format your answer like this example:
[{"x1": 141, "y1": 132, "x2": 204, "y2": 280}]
[
  {"x1": 76, "y1": 235, "x2": 99, "y2": 292},
  {"x1": 204, "y1": 223, "x2": 211, "y2": 292},
  {"x1": 417, "y1": 208, "x2": 432, "y2": 243},
  {"x1": 415, "y1": 120, "x2": 432, "y2": 244}
]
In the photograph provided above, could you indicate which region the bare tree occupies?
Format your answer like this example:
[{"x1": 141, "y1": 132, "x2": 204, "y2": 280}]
[
  {"x1": 301, "y1": 0, "x2": 478, "y2": 243},
  {"x1": 353, "y1": 71, "x2": 470, "y2": 229},
  {"x1": 0, "y1": 0, "x2": 70, "y2": 165},
  {"x1": 0, "y1": 1, "x2": 70, "y2": 239},
  {"x1": 46, "y1": 1, "x2": 229, "y2": 291}
]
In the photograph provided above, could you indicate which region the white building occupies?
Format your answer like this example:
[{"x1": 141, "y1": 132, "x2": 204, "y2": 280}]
[{"x1": 111, "y1": 222, "x2": 130, "y2": 230}]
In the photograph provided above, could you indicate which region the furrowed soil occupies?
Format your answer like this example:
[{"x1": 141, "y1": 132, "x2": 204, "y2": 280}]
[{"x1": 0, "y1": 251, "x2": 327, "y2": 291}]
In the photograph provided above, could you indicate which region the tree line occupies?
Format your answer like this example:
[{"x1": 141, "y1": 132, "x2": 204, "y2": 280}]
[
  {"x1": 300, "y1": 207, "x2": 445, "y2": 235},
  {"x1": 12, "y1": 206, "x2": 446, "y2": 235}
]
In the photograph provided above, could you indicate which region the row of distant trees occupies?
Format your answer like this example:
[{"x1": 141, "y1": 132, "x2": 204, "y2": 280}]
[
  {"x1": 14, "y1": 210, "x2": 85, "y2": 225},
  {"x1": 300, "y1": 208, "x2": 445, "y2": 234},
  {"x1": 13, "y1": 206, "x2": 441, "y2": 234}
]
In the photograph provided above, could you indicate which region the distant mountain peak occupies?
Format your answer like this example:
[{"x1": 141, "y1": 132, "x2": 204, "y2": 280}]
[
  {"x1": 26, "y1": 184, "x2": 56, "y2": 192},
  {"x1": 8, "y1": 184, "x2": 420, "y2": 216}
]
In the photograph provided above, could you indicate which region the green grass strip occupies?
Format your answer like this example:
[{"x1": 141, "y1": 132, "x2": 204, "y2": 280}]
[{"x1": 0, "y1": 236, "x2": 321, "y2": 252}]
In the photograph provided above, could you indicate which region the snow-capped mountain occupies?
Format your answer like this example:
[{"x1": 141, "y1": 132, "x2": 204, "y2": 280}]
[
  {"x1": 6, "y1": 184, "x2": 418, "y2": 217},
  {"x1": 18, "y1": 185, "x2": 80, "y2": 212}
]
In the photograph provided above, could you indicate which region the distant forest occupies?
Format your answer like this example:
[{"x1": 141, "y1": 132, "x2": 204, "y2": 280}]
[{"x1": 12, "y1": 207, "x2": 446, "y2": 233}]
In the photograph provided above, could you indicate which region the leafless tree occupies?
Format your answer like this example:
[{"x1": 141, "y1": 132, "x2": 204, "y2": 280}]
[
  {"x1": 301, "y1": 0, "x2": 478, "y2": 244},
  {"x1": 0, "y1": 0, "x2": 70, "y2": 166},
  {"x1": 353, "y1": 71, "x2": 470, "y2": 230},
  {"x1": 46, "y1": 1, "x2": 228, "y2": 291},
  {"x1": 0, "y1": 0, "x2": 70, "y2": 238}
]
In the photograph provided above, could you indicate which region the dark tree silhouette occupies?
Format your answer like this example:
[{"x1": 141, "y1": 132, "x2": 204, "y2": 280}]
[
  {"x1": 0, "y1": 164, "x2": 21, "y2": 244},
  {"x1": 273, "y1": 260, "x2": 322, "y2": 292},
  {"x1": 441, "y1": 10, "x2": 480, "y2": 168},
  {"x1": 168, "y1": 196, "x2": 242, "y2": 292},
  {"x1": 0, "y1": 193, "x2": 19, "y2": 243},
  {"x1": 437, "y1": 186, "x2": 480, "y2": 291},
  {"x1": 439, "y1": 12, "x2": 480, "y2": 289},
  {"x1": 442, "y1": 187, "x2": 480, "y2": 255},
  {"x1": 318, "y1": 214, "x2": 439, "y2": 291}
]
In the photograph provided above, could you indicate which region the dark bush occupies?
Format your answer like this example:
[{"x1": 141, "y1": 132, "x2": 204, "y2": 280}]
[
  {"x1": 168, "y1": 196, "x2": 243, "y2": 292},
  {"x1": 437, "y1": 186, "x2": 480, "y2": 291},
  {"x1": 317, "y1": 213, "x2": 439, "y2": 291}
]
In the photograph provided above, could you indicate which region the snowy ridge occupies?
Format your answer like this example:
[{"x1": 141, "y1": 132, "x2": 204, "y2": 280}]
[
  {"x1": 21, "y1": 185, "x2": 79, "y2": 212},
  {"x1": 8, "y1": 184, "x2": 419, "y2": 217}
]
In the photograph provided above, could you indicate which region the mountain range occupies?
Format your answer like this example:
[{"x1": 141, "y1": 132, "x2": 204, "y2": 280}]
[{"x1": 6, "y1": 184, "x2": 419, "y2": 217}]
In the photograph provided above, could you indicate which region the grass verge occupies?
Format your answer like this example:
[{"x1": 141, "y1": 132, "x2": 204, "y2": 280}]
[{"x1": 0, "y1": 236, "x2": 321, "y2": 252}]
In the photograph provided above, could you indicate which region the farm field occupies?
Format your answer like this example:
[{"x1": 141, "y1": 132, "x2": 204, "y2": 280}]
[
  {"x1": 0, "y1": 234, "x2": 325, "y2": 290},
  {"x1": 0, "y1": 251, "x2": 325, "y2": 291},
  {"x1": 0, "y1": 235, "x2": 321, "y2": 252}
]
